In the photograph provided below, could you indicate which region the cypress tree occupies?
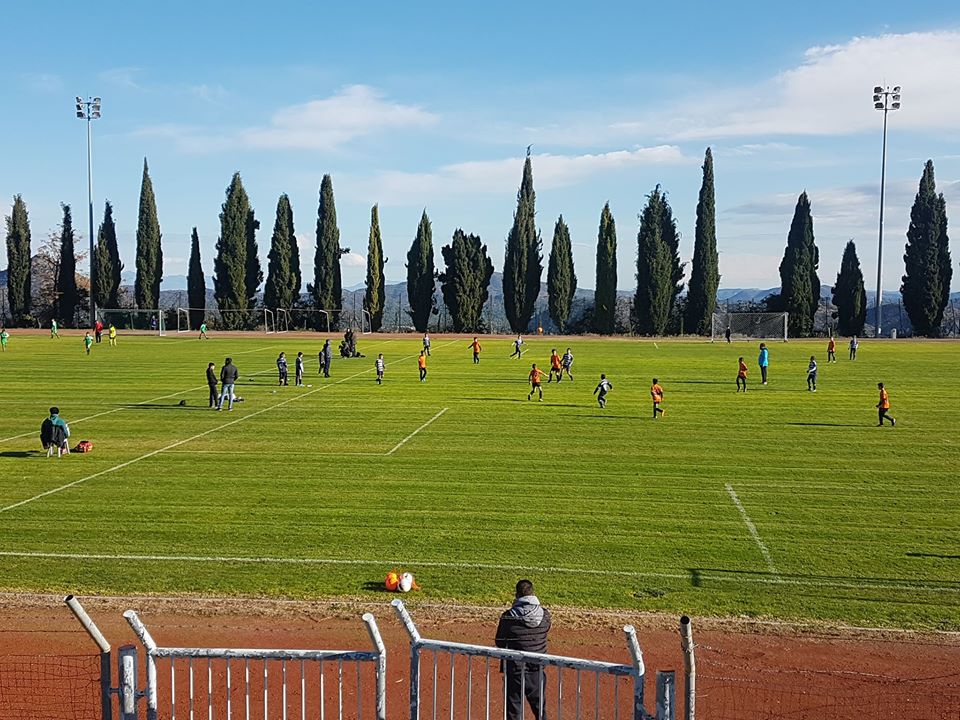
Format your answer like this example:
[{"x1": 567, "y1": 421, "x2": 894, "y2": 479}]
[
  {"x1": 57, "y1": 203, "x2": 79, "y2": 326},
  {"x1": 263, "y1": 194, "x2": 298, "y2": 310},
  {"x1": 5, "y1": 195, "x2": 32, "y2": 325},
  {"x1": 364, "y1": 204, "x2": 386, "y2": 331},
  {"x1": 310, "y1": 174, "x2": 342, "y2": 329},
  {"x1": 406, "y1": 210, "x2": 436, "y2": 333},
  {"x1": 214, "y1": 172, "x2": 251, "y2": 329},
  {"x1": 503, "y1": 154, "x2": 542, "y2": 333},
  {"x1": 632, "y1": 187, "x2": 673, "y2": 335},
  {"x1": 94, "y1": 201, "x2": 121, "y2": 309},
  {"x1": 832, "y1": 240, "x2": 867, "y2": 336},
  {"x1": 685, "y1": 148, "x2": 720, "y2": 335},
  {"x1": 245, "y1": 208, "x2": 262, "y2": 310},
  {"x1": 187, "y1": 228, "x2": 206, "y2": 330},
  {"x1": 901, "y1": 160, "x2": 952, "y2": 336},
  {"x1": 547, "y1": 215, "x2": 576, "y2": 332},
  {"x1": 662, "y1": 195, "x2": 686, "y2": 329},
  {"x1": 778, "y1": 191, "x2": 820, "y2": 337},
  {"x1": 134, "y1": 158, "x2": 163, "y2": 309},
  {"x1": 593, "y1": 202, "x2": 618, "y2": 334},
  {"x1": 440, "y1": 229, "x2": 494, "y2": 333}
]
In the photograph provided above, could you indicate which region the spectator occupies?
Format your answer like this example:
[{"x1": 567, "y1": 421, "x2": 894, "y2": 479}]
[
  {"x1": 218, "y1": 357, "x2": 239, "y2": 411},
  {"x1": 495, "y1": 579, "x2": 551, "y2": 720},
  {"x1": 206, "y1": 362, "x2": 218, "y2": 409},
  {"x1": 40, "y1": 407, "x2": 70, "y2": 457}
]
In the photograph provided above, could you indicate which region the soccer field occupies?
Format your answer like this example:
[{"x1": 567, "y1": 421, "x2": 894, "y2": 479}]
[{"x1": 0, "y1": 332, "x2": 958, "y2": 630}]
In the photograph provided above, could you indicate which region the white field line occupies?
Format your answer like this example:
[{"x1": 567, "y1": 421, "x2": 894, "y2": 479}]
[
  {"x1": 0, "y1": 340, "x2": 453, "y2": 515},
  {"x1": 385, "y1": 408, "x2": 448, "y2": 455},
  {"x1": 726, "y1": 483, "x2": 781, "y2": 582},
  {"x1": 0, "y1": 549, "x2": 957, "y2": 596}
]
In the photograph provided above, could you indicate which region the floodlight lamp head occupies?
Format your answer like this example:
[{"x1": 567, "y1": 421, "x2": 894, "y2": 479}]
[
  {"x1": 76, "y1": 95, "x2": 83, "y2": 103},
  {"x1": 873, "y1": 86, "x2": 883, "y2": 94},
  {"x1": 76, "y1": 110, "x2": 85, "y2": 118},
  {"x1": 873, "y1": 94, "x2": 881, "y2": 102},
  {"x1": 891, "y1": 102, "x2": 901, "y2": 110},
  {"x1": 892, "y1": 94, "x2": 900, "y2": 101},
  {"x1": 893, "y1": 86, "x2": 901, "y2": 92},
  {"x1": 874, "y1": 102, "x2": 884, "y2": 110},
  {"x1": 93, "y1": 97, "x2": 101, "y2": 103},
  {"x1": 91, "y1": 110, "x2": 101, "y2": 119}
]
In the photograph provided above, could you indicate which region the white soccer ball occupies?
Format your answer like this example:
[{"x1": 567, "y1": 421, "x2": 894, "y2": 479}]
[{"x1": 398, "y1": 572, "x2": 415, "y2": 593}]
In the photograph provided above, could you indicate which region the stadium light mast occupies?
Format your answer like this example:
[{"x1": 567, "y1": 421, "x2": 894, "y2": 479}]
[
  {"x1": 76, "y1": 95, "x2": 101, "y2": 328},
  {"x1": 873, "y1": 84, "x2": 900, "y2": 337}
]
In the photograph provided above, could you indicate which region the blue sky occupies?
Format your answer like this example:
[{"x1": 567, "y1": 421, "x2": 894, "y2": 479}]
[{"x1": 1, "y1": 0, "x2": 958, "y2": 294}]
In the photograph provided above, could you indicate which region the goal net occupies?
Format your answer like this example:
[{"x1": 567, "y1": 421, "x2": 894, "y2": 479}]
[
  {"x1": 712, "y1": 311, "x2": 788, "y2": 342},
  {"x1": 96, "y1": 308, "x2": 166, "y2": 336}
]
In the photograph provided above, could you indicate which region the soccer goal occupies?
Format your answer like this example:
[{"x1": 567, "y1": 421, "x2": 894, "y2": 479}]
[
  {"x1": 712, "y1": 311, "x2": 788, "y2": 342},
  {"x1": 275, "y1": 308, "x2": 291, "y2": 334},
  {"x1": 360, "y1": 309, "x2": 373, "y2": 334},
  {"x1": 96, "y1": 308, "x2": 166, "y2": 336}
]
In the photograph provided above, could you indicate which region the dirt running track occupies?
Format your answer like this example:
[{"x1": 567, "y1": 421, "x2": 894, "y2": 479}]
[{"x1": 1, "y1": 593, "x2": 959, "y2": 719}]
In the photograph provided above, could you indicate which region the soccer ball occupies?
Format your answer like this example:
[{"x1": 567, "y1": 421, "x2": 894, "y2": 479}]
[
  {"x1": 384, "y1": 571, "x2": 400, "y2": 591},
  {"x1": 398, "y1": 572, "x2": 415, "y2": 593}
]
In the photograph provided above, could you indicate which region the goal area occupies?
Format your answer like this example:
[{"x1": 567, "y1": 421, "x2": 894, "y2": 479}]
[
  {"x1": 96, "y1": 308, "x2": 166, "y2": 336},
  {"x1": 712, "y1": 311, "x2": 788, "y2": 342}
]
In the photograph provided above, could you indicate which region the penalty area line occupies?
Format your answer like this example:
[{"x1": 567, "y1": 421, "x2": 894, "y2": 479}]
[
  {"x1": 726, "y1": 483, "x2": 781, "y2": 582},
  {"x1": 385, "y1": 408, "x2": 448, "y2": 455},
  {"x1": 0, "y1": 550, "x2": 957, "y2": 595}
]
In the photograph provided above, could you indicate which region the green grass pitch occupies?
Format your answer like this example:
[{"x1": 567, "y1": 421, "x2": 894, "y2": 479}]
[{"x1": 0, "y1": 331, "x2": 958, "y2": 630}]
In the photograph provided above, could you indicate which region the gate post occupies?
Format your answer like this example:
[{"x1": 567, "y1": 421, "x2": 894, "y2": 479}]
[
  {"x1": 117, "y1": 645, "x2": 138, "y2": 720},
  {"x1": 624, "y1": 625, "x2": 646, "y2": 720},
  {"x1": 392, "y1": 599, "x2": 422, "y2": 720},
  {"x1": 656, "y1": 671, "x2": 676, "y2": 720},
  {"x1": 679, "y1": 616, "x2": 695, "y2": 720},
  {"x1": 64, "y1": 594, "x2": 113, "y2": 720},
  {"x1": 363, "y1": 612, "x2": 387, "y2": 720},
  {"x1": 123, "y1": 611, "x2": 158, "y2": 720}
]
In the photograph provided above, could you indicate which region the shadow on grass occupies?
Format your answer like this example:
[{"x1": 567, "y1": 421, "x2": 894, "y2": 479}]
[
  {"x1": 690, "y1": 567, "x2": 960, "y2": 591},
  {"x1": 784, "y1": 422, "x2": 862, "y2": 428},
  {"x1": 119, "y1": 403, "x2": 208, "y2": 411},
  {"x1": 362, "y1": 581, "x2": 397, "y2": 593},
  {"x1": 907, "y1": 552, "x2": 960, "y2": 560},
  {"x1": 569, "y1": 414, "x2": 637, "y2": 420},
  {"x1": 0, "y1": 450, "x2": 43, "y2": 458}
]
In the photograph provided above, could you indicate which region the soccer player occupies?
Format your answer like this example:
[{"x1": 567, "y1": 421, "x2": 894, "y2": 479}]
[
  {"x1": 651, "y1": 378, "x2": 665, "y2": 418},
  {"x1": 108, "y1": 324, "x2": 117, "y2": 347},
  {"x1": 547, "y1": 348, "x2": 562, "y2": 383},
  {"x1": 849, "y1": 336, "x2": 859, "y2": 360},
  {"x1": 827, "y1": 335, "x2": 837, "y2": 363},
  {"x1": 807, "y1": 356, "x2": 818, "y2": 392},
  {"x1": 295, "y1": 352, "x2": 304, "y2": 386},
  {"x1": 510, "y1": 335, "x2": 524, "y2": 359},
  {"x1": 469, "y1": 337, "x2": 482, "y2": 364},
  {"x1": 758, "y1": 343, "x2": 769, "y2": 385},
  {"x1": 418, "y1": 351, "x2": 427, "y2": 382},
  {"x1": 593, "y1": 374, "x2": 613, "y2": 408},
  {"x1": 877, "y1": 382, "x2": 896, "y2": 426},
  {"x1": 199, "y1": 321, "x2": 208, "y2": 340},
  {"x1": 375, "y1": 353, "x2": 385, "y2": 385},
  {"x1": 527, "y1": 363, "x2": 545, "y2": 401},
  {"x1": 277, "y1": 352, "x2": 289, "y2": 386},
  {"x1": 83, "y1": 332, "x2": 93, "y2": 355},
  {"x1": 206, "y1": 362, "x2": 218, "y2": 408},
  {"x1": 561, "y1": 347, "x2": 574, "y2": 382},
  {"x1": 423, "y1": 333, "x2": 431, "y2": 357},
  {"x1": 0, "y1": 328, "x2": 9, "y2": 352},
  {"x1": 736, "y1": 356, "x2": 748, "y2": 392},
  {"x1": 50, "y1": 319, "x2": 60, "y2": 338}
]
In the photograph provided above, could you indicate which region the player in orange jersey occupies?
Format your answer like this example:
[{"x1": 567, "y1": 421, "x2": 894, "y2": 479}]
[
  {"x1": 736, "y1": 357, "x2": 748, "y2": 392},
  {"x1": 418, "y1": 351, "x2": 427, "y2": 382},
  {"x1": 469, "y1": 337, "x2": 482, "y2": 364},
  {"x1": 651, "y1": 378, "x2": 665, "y2": 418},
  {"x1": 528, "y1": 364, "x2": 546, "y2": 401},
  {"x1": 547, "y1": 348, "x2": 562, "y2": 383},
  {"x1": 876, "y1": 382, "x2": 895, "y2": 427},
  {"x1": 827, "y1": 335, "x2": 837, "y2": 363}
]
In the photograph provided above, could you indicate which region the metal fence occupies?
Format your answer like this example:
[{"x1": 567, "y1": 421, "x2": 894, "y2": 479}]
[{"x1": 391, "y1": 599, "x2": 683, "y2": 720}]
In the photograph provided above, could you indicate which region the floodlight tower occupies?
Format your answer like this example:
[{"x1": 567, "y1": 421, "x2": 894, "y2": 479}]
[
  {"x1": 76, "y1": 95, "x2": 101, "y2": 327},
  {"x1": 873, "y1": 85, "x2": 900, "y2": 337}
]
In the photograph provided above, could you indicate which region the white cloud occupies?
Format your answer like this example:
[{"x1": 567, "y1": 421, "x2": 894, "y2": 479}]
[
  {"x1": 189, "y1": 83, "x2": 229, "y2": 104},
  {"x1": 99, "y1": 67, "x2": 142, "y2": 89},
  {"x1": 667, "y1": 31, "x2": 960, "y2": 139},
  {"x1": 239, "y1": 85, "x2": 437, "y2": 151},
  {"x1": 341, "y1": 251, "x2": 366, "y2": 268},
  {"x1": 368, "y1": 146, "x2": 688, "y2": 204},
  {"x1": 22, "y1": 73, "x2": 63, "y2": 94}
]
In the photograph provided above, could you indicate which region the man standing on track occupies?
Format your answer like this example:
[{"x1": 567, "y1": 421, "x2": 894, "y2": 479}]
[
  {"x1": 495, "y1": 579, "x2": 551, "y2": 720},
  {"x1": 469, "y1": 337, "x2": 482, "y2": 364},
  {"x1": 217, "y1": 357, "x2": 239, "y2": 411}
]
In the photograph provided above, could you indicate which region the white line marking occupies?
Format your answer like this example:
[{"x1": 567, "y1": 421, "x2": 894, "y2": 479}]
[
  {"x1": 0, "y1": 341, "x2": 457, "y2": 514},
  {"x1": 726, "y1": 483, "x2": 781, "y2": 581},
  {"x1": 0, "y1": 550, "x2": 955, "y2": 595},
  {"x1": 385, "y1": 408, "x2": 448, "y2": 455}
]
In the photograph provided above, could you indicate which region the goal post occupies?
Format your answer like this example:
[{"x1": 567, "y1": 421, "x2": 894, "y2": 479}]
[
  {"x1": 712, "y1": 311, "x2": 788, "y2": 342},
  {"x1": 360, "y1": 309, "x2": 372, "y2": 334},
  {"x1": 96, "y1": 308, "x2": 166, "y2": 336},
  {"x1": 275, "y1": 308, "x2": 291, "y2": 334}
]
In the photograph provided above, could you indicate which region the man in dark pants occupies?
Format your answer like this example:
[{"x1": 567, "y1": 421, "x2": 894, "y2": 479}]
[
  {"x1": 320, "y1": 339, "x2": 332, "y2": 378},
  {"x1": 495, "y1": 579, "x2": 551, "y2": 720},
  {"x1": 206, "y1": 362, "x2": 218, "y2": 408}
]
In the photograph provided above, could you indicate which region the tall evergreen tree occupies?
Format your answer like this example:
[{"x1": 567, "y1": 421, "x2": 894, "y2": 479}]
[
  {"x1": 134, "y1": 159, "x2": 162, "y2": 309},
  {"x1": 440, "y1": 229, "x2": 494, "y2": 333},
  {"x1": 632, "y1": 187, "x2": 673, "y2": 335},
  {"x1": 778, "y1": 191, "x2": 820, "y2": 337},
  {"x1": 94, "y1": 201, "x2": 121, "y2": 309},
  {"x1": 685, "y1": 148, "x2": 720, "y2": 335},
  {"x1": 245, "y1": 208, "x2": 262, "y2": 309},
  {"x1": 901, "y1": 160, "x2": 952, "y2": 336},
  {"x1": 593, "y1": 203, "x2": 618, "y2": 334},
  {"x1": 187, "y1": 228, "x2": 206, "y2": 330},
  {"x1": 832, "y1": 240, "x2": 867, "y2": 336},
  {"x1": 547, "y1": 215, "x2": 576, "y2": 332},
  {"x1": 310, "y1": 174, "x2": 343, "y2": 329},
  {"x1": 5, "y1": 195, "x2": 32, "y2": 325},
  {"x1": 661, "y1": 196, "x2": 686, "y2": 330},
  {"x1": 502, "y1": 154, "x2": 542, "y2": 333},
  {"x1": 57, "y1": 203, "x2": 79, "y2": 326},
  {"x1": 214, "y1": 173, "x2": 252, "y2": 329},
  {"x1": 364, "y1": 204, "x2": 386, "y2": 331},
  {"x1": 263, "y1": 194, "x2": 298, "y2": 311},
  {"x1": 406, "y1": 210, "x2": 436, "y2": 333}
]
